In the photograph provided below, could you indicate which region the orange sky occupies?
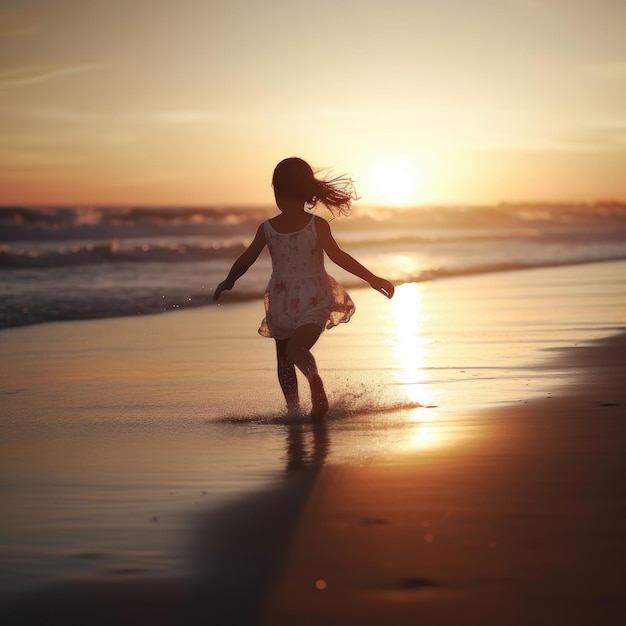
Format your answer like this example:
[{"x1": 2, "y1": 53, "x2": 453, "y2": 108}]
[{"x1": 1, "y1": 0, "x2": 625, "y2": 207}]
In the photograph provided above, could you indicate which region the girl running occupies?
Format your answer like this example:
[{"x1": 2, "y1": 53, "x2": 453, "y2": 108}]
[{"x1": 213, "y1": 157, "x2": 394, "y2": 418}]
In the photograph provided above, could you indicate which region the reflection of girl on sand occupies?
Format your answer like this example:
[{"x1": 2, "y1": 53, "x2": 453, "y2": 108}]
[
  {"x1": 214, "y1": 157, "x2": 394, "y2": 419},
  {"x1": 286, "y1": 421, "x2": 330, "y2": 473}
]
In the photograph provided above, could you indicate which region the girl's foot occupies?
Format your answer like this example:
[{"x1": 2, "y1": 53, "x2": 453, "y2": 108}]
[
  {"x1": 286, "y1": 402, "x2": 301, "y2": 419},
  {"x1": 310, "y1": 375, "x2": 329, "y2": 420}
]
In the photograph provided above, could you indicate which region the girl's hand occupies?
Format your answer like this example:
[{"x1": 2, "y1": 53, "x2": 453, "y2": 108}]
[
  {"x1": 213, "y1": 280, "x2": 234, "y2": 301},
  {"x1": 370, "y1": 277, "x2": 394, "y2": 299}
]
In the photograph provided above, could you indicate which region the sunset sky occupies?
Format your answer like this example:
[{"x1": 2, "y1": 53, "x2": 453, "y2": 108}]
[{"x1": 1, "y1": 0, "x2": 625, "y2": 207}]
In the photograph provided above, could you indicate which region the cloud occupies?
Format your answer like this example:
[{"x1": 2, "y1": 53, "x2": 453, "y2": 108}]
[
  {"x1": 465, "y1": 116, "x2": 626, "y2": 153},
  {"x1": 577, "y1": 120, "x2": 626, "y2": 148},
  {"x1": 0, "y1": 148, "x2": 91, "y2": 167},
  {"x1": 308, "y1": 108, "x2": 367, "y2": 119},
  {"x1": 466, "y1": 133, "x2": 605, "y2": 153},
  {"x1": 0, "y1": 62, "x2": 103, "y2": 87},
  {"x1": 83, "y1": 109, "x2": 219, "y2": 126},
  {"x1": 16, "y1": 107, "x2": 104, "y2": 124},
  {"x1": 151, "y1": 110, "x2": 216, "y2": 124},
  {"x1": 7, "y1": 105, "x2": 218, "y2": 131},
  {"x1": 0, "y1": 130, "x2": 137, "y2": 148}
]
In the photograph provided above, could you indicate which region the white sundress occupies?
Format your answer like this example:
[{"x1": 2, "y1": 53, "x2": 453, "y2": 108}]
[{"x1": 258, "y1": 216, "x2": 355, "y2": 340}]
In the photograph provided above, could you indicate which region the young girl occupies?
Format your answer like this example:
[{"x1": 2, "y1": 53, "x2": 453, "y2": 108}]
[{"x1": 213, "y1": 157, "x2": 394, "y2": 419}]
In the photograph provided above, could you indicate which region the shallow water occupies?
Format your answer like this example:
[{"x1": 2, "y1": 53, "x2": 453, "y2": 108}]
[{"x1": 3, "y1": 203, "x2": 626, "y2": 329}]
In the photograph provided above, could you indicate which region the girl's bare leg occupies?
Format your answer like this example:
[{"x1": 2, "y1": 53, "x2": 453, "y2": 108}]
[
  {"x1": 285, "y1": 324, "x2": 328, "y2": 419},
  {"x1": 309, "y1": 374, "x2": 329, "y2": 419},
  {"x1": 275, "y1": 339, "x2": 299, "y2": 414}
]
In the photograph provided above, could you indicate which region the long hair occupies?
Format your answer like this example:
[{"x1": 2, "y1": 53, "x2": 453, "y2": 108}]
[{"x1": 272, "y1": 157, "x2": 357, "y2": 219}]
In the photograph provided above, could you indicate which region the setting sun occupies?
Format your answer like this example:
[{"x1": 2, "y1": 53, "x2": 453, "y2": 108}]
[{"x1": 366, "y1": 158, "x2": 422, "y2": 207}]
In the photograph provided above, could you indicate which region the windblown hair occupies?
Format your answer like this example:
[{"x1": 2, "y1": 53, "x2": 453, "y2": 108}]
[{"x1": 272, "y1": 157, "x2": 357, "y2": 219}]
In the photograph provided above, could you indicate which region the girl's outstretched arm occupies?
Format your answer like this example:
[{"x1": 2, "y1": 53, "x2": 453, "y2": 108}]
[
  {"x1": 315, "y1": 218, "x2": 394, "y2": 299},
  {"x1": 213, "y1": 223, "x2": 267, "y2": 300}
]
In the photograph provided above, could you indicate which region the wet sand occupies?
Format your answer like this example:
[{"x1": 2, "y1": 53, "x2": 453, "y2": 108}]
[{"x1": 1, "y1": 260, "x2": 625, "y2": 624}]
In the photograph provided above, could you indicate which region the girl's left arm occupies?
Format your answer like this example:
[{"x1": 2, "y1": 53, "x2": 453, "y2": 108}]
[{"x1": 315, "y1": 218, "x2": 394, "y2": 299}]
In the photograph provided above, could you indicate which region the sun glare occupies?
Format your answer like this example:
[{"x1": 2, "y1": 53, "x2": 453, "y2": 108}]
[
  {"x1": 391, "y1": 283, "x2": 432, "y2": 406},
  {"x1": 389, "y1": 283, "x2": 447, "y2": 450},
  {"x1": 367, "y1": 157, "x2": 422, "y2": 206}
]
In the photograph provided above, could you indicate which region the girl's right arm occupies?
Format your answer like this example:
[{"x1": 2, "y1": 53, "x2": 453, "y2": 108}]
[
  {"x1": 213, "y1": 223, "x2": 267, "y2": 300},
  {"x1": 315, "y1": 218, "x2": 394, "y2": 299}
]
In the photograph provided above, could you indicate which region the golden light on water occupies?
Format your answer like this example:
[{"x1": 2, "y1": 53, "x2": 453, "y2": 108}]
[
  {"x1": 408, "y1": 415, "x2": 440, "y2": 449},
  {"x1": 387, "y1": 254, "x2": 422, "y2": 282},
  {"x1": 390, "y1": 283, "x2": 441, "y2": 449},
  {"x1": 390, "y1": 283, "x2": 431, "y2": 404}
]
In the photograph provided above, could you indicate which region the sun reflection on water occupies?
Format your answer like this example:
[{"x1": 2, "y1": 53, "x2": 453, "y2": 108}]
[
  {"x1": 390, "y1": 283, "x2": 441, "y2": 449},
  {"x1": 390, "y1": 283, "x2": 433, "y2": 405},
  {"x1": 408, "y1": 417, "x2": 440, "y2": 449}
]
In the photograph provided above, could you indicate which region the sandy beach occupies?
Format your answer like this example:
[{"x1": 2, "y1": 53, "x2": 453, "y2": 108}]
[{"x1": 1, "y1": 259, "x2": 625, "y2": 624}]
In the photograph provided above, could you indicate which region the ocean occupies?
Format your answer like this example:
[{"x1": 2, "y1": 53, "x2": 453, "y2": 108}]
[{"x1": 2, "y1": 202, "x2": 626, "y2": 330}]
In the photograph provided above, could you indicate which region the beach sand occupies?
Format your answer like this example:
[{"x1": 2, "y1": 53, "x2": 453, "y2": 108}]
[{"x1": 1, "y1": 260, "x2": 625, "y2": 624}]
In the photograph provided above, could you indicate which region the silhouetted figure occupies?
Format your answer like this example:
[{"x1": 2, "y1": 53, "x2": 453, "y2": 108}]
[{"x1": 214, "y1": 157, "x2": 394, "y2": 419}]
